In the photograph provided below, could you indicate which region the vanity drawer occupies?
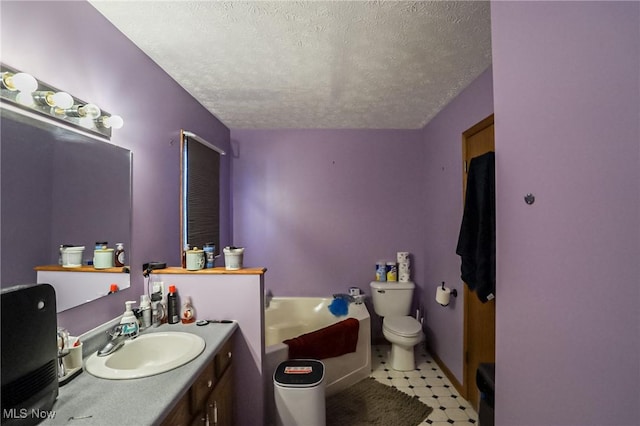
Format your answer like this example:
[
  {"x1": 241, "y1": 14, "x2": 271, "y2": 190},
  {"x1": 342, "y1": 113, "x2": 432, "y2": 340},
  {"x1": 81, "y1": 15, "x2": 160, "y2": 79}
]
[
  {"x1": 190, "y1": 361, "x2": 216, "y2": 414},
  {"x1": 215, "y1": 338, "x2": 233, "y2": 378}
]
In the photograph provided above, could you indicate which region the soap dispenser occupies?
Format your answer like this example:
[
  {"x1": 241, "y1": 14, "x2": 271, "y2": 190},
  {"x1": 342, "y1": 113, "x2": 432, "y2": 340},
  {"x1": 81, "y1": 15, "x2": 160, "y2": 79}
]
[
  {"x1": 181, "y1": 296, "x2": 196, "y2": 324},
  {"x1": 120, "y1": 300, "x2": 139, "y2": 335}
]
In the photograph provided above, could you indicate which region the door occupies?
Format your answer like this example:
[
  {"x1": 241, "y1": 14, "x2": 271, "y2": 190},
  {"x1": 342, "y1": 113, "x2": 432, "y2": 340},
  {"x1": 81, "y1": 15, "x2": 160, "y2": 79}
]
[{"x1": 461, "y1": 114, "x2": 496, "y2": 411}]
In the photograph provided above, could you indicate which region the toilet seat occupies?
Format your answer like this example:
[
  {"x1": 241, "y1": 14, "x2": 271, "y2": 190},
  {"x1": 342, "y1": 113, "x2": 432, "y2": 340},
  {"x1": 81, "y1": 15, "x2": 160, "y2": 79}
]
[{"x1": 383, "y1": 316, "x2": 422, "y2": 337}]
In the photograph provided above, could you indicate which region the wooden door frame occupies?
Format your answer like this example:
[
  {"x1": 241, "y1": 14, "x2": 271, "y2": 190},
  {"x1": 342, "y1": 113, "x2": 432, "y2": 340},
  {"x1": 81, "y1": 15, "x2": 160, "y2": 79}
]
[{"x1": 461, "y1": 114, "x2": 495, "y2": 401}]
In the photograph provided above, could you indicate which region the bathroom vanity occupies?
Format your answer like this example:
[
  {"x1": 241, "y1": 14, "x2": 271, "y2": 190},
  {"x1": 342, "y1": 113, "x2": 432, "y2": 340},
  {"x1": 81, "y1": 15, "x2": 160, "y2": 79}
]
[
  {"x1": 161, "y1": 334, "x2": 233, "y2": 426},
  {"x1": 42, "y1": 322, "x2": 236, "y2": 425},
  {"x1": 150, "y1": 267, "x2": 267, "y2": 426}
]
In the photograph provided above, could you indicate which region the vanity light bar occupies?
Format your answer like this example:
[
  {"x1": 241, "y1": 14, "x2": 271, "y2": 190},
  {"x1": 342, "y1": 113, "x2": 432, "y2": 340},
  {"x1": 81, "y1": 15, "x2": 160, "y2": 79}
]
[{"x1": 0, "y1": 63, "x2": 123, "y2": 140}]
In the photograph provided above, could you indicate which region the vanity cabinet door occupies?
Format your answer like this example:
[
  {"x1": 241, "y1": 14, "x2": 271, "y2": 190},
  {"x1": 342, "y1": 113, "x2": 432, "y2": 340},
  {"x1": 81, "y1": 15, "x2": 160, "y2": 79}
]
[
  {"x1": 161, "y1": 391, "x2": 191, "y2": 426},
  {"x1": 206, "y1": 366, "x2": 233, "y2": 426},
  {"x1": 189, "y1": 411, "x2": 206, "y2": 426},
  {"x1": 191, "y1": 361, "x2": 216, "y2": 414},
  {"x1": 161, "y1": 334, "x2": 234, "y2": 426}
]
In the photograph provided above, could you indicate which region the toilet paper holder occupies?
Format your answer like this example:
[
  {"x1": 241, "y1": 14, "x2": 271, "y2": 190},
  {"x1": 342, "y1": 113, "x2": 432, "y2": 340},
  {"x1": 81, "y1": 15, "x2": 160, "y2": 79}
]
[
  {"x1": 441, "y1": 282, "x2": 457, "y2": 298},
  {"x1": 436, "y1": 282, "x2": 458, "y2": 307}
]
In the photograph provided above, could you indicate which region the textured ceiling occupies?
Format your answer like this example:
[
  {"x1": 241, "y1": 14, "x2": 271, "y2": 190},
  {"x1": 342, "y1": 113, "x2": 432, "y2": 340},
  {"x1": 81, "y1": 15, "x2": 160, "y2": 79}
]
[{"x1": 89, "y1": 1, "x2": 492, "y2": 129}]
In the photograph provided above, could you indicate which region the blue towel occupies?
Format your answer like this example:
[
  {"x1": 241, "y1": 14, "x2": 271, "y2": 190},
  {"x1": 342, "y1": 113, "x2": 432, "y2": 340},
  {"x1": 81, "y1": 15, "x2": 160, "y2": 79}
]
[{"x1": 328, "y1": 298, "x2": 349, "y2": 317}]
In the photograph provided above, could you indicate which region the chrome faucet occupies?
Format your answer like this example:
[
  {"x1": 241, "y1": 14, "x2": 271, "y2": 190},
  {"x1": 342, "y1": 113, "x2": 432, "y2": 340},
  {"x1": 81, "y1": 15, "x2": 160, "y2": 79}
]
[{"x1": 97, "y1": 323, "x2": 138, "y2": 357}]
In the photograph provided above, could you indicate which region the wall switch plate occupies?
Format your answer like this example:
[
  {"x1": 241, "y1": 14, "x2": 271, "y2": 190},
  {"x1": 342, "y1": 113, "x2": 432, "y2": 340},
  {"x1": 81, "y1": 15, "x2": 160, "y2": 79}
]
[{"x1": 152, "y1": 281, "x2": 164, "y2": 296}]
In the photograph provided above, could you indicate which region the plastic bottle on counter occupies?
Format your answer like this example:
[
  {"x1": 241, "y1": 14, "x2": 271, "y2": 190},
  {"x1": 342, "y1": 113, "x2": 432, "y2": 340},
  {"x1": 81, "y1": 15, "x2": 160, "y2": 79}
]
[
  {"x1": 167, "y1": 285, "x2": 180, "y2": 324},
  {"x1": 140, "y1": 294, "x2": 152, "y2": 329},
  {"x1": 151, "y1": 301, "x2": 163, "y2": 327},
  {"x1": 181, "y1": 296, "x2": 196, "y2": 324},
  {"x1": 114, "y1": 243, "x2": 126, "y2": 267}
]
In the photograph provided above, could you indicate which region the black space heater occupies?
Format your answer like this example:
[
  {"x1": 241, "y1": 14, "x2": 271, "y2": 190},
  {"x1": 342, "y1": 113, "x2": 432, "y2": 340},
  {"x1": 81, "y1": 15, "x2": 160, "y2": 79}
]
[{"x1": 1, "y1": 284, "x2": 58, "y2": 426}]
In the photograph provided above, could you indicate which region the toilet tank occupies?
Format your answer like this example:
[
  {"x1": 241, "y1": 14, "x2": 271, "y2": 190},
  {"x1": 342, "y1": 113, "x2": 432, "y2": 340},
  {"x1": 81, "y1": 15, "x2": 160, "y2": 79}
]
[{"x1": 370, "y1": 281, "x2": 415, "y2": 317}]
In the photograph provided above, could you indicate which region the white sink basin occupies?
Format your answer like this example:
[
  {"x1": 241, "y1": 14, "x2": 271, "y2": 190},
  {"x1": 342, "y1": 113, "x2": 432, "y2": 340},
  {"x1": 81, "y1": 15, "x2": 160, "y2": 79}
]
[{"x1": 85, "y1": 331, "x2": 205, "y2": 380}]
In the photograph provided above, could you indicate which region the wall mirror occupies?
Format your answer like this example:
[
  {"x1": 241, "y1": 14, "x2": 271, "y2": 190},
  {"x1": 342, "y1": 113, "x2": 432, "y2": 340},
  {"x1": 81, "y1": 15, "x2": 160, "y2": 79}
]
[
  {"x1": 1, "y1": 107, "x2": 132, "y2": 312},
  {"x1": 180, "y1": 130, "x2": 222, "y2": 261}
]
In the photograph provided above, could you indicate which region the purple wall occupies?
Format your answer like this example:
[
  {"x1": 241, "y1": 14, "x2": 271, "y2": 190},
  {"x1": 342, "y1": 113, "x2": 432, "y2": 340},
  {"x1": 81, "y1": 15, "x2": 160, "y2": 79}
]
[
  {"x1": 231, "y1": 69, "x2": 493, "y2": 375},
  {"x1": 1, "y1": 1, "x2": 231, "y2": 336},
  {"x1": 420, "y1": 67, "x2": 494, "y2": 381},
  {"x1": 3, "y1": 1, "x2": 638, "y2": 423},
  {"x1": 230, "y1": 129, "x2": 426, "y2": 337},
  {"x1": 491, "y1": 2, "x2": 639, "y2": 424},
  {"x1": 1, "y1": 121, "x2": 54, "y2": 286}
]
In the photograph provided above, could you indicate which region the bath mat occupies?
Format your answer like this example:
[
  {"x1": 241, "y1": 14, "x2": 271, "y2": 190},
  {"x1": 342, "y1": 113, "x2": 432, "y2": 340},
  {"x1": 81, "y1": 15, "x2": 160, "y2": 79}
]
[{"x1": 326, "y1": 377, "x2": 433, "y2": 426}]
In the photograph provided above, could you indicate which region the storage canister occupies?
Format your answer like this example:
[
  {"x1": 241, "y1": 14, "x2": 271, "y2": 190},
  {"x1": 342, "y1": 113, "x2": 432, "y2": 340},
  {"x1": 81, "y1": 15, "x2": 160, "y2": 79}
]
[
  {"x1": 375, "y1": 261, "x2": 387, "y2": 282},
  {"x1": 223, "y1": 246, "x2": 244, "y2": 270},
  {"x1": 203, "y1": 243, "x2": 215, "y2": 269},
  {"x1": 386, "y1": 261, "x2": 397, "y2": 282}
]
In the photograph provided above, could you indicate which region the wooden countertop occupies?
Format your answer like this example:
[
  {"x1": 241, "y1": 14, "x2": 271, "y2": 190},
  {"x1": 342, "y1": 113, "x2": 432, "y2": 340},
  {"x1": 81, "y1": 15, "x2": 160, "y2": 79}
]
[
  {"x1": 34, "y1": 265, "x2": 129, "y2": 273},
  {"x1": 151, "y1": 266, "x2": 267, "y2": 275},
  {"x1": 35, "y1": 265, "x2": 267, "y2": 275}
]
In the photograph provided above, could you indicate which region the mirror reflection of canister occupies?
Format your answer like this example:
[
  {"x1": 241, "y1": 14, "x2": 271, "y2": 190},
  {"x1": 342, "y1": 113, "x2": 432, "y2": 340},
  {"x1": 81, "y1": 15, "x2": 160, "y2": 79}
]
[{"x1": 114, "y1": 243, "x2": 125, "y2": 267}]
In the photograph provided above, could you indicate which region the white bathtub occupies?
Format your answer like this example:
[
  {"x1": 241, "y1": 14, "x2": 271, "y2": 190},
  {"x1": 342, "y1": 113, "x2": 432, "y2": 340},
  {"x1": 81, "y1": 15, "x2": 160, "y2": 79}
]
[{"x1": 264, "y1": 297, "x2": 371, "y2": 421}]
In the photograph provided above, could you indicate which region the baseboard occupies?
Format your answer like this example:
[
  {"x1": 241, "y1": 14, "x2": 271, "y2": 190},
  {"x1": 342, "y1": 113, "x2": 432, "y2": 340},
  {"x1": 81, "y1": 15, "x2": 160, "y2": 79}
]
[{"x1": 426, "y1": 345, "x2": 465, "y2": 398}]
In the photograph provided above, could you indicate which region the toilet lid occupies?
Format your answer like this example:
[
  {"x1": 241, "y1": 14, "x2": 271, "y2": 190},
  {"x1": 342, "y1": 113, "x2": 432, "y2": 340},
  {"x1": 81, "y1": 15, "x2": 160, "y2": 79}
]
[{"x1": 383, "y1": 316, "x2": 422, "y2": 337}]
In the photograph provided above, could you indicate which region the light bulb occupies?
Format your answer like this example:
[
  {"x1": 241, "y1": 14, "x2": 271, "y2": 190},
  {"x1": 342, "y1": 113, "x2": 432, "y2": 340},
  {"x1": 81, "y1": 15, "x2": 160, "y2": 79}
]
[
  {"x1": 78, "y1": 117, "x2": 95, "y2": 129},
  {"x1": 2, "y1": 72, "x2": 38, "y2": 92},
  {"x1": 11, "y1": 72, "x2": 38, "y2": 92},
  {"x1": 51, "y1": 92, "x2": 74, "y2": 109},
  {"x1": 78, "y1": 103, "x2": 101, "y2": 119},
  {"x1": 15, "y1": 92, "x2": 35, "y2": 107},
  {"x1": 1, "y1": 72, "x2": 13, "y2": 90},
  {"x1": 101, "y1": 115, "x2": 124, "y2": 129}
]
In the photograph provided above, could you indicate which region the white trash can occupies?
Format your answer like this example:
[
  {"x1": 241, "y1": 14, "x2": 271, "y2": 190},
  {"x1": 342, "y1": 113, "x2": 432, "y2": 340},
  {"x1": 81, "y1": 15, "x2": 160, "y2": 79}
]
[{"x1": 274, "y1": 359, "x2": 325, "y2": 426}]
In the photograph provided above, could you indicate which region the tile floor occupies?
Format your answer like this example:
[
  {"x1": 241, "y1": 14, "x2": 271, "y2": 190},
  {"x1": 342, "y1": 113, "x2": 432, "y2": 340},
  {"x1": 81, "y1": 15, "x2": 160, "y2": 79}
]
[{"x1": 370, "y1": 344, "x2": 478, "y2": 425}]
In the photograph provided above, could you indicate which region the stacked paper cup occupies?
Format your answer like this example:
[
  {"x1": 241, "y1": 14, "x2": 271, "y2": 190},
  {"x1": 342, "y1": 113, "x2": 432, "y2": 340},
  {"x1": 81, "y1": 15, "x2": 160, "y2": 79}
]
[{"x1": 397, "y1": 252, "x2": 411, "y2": 282}]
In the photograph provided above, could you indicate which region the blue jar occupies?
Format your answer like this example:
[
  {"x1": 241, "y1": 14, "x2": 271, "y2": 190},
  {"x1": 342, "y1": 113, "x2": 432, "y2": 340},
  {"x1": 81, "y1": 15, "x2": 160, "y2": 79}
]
[{"x1": 203, "y1": 243, "x2": 215, "y2": 269}]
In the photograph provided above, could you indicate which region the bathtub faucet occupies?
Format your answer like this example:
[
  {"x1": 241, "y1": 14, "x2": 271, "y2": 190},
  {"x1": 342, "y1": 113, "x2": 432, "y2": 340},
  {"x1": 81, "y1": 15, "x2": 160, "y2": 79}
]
[
  {"x1": 264, "y1": 289, "x2": 273, "y2": 309},
  {"x1": 332, "y1": 293, "x2": 356, "y2": 303}
]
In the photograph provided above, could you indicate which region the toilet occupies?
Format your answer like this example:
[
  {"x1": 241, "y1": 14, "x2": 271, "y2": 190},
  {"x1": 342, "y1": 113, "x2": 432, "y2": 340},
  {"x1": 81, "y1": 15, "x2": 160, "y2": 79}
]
[{"x1": 370, "y1": 281, "x2": 424, "y2": 371}]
